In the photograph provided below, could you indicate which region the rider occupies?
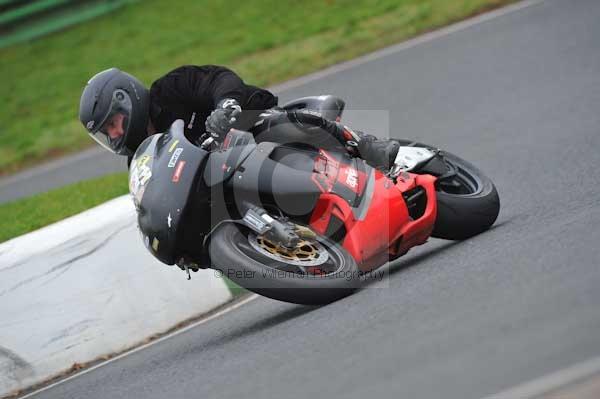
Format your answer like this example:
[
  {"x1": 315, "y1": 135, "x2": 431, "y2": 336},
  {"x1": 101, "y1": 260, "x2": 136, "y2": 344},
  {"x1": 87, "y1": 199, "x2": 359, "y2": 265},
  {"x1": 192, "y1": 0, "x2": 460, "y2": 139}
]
[{"x1": 78, "y1": 66, "x2": 400, "y2": 170}]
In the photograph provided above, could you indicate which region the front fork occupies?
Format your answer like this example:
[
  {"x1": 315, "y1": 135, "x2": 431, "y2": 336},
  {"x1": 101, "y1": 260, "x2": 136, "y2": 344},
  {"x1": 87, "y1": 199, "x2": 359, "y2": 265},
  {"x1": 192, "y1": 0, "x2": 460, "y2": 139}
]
[
  {"x1": 240, "y1": 202, "x2": 302, "y2": 249},
  {"x1": 177, "y1": 202, "x2": 300, "y2": 280}
]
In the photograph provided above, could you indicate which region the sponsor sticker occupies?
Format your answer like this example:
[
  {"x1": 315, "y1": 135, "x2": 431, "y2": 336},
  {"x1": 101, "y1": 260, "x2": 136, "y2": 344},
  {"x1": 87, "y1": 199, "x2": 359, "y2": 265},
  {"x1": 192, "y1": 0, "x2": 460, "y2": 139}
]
[
  {"x1": 337, "y1": 163, "x2": 366, "y2": 196},
  {"x1": 168, "y1": 148, "x2": 183, "y2": 167},
  {"x1": 344, "y1": 167, "x2": 358, "y2": 189},
  {"x1": 129, "y1": 155, "x2": 152, "y2": 204},
  {"x1": 168, "y1": 140, "x2": 180, "y2": 153},
  {"x1": 136, "y1": 154, "x2": 151, "y2": 168},
  {"x1": 172, "y1": 160, "x2": 186, "y2": 183}
]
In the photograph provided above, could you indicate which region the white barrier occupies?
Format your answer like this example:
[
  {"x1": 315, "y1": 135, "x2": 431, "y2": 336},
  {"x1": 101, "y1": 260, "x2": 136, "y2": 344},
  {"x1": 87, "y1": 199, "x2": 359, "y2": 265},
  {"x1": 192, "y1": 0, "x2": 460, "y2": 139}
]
[{"x1": 0, "y1": 196, "x2": 233, "y2": 396}]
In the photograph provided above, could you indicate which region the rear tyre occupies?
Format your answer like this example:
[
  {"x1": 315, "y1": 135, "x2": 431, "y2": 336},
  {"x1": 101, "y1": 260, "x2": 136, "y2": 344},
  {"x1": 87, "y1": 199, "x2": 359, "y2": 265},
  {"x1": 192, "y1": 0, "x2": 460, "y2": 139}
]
[
  {"x1": 209, "y1": 223, "x2": 360, "y2": 305},
  {"x1": 431, "y1": 151, "x2": 500, "y2": 240},
  {"x1": 395, "y1": 140, "x2": 500, "y2": 240}
]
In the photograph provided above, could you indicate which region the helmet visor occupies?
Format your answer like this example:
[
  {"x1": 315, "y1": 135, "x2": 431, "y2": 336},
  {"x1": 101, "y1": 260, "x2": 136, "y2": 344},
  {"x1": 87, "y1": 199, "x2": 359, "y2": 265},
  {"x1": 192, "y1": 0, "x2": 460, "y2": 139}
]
[{"x1": 88, "y1": 90, "x2": 132, "y2": 155}]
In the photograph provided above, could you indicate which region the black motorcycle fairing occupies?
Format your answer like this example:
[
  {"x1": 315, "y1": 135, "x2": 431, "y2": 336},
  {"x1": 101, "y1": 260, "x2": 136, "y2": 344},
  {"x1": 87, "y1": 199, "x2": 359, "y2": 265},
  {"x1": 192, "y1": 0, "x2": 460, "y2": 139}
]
[
  {"x1": 202, "y1": 131, "x2": 257, "y2": 188},
  {"x1": 129, "y1": 120, "x2": 209, "y2": 265},
  {"x1": 269, "y1": 145, "x2": 320, "y2": 173},
  {"x1": 227, "y1": 142, "x2": 323, "y2": 218},
  {"x1": 129, "y1": 120, "x2": 370, "y2": 266}
]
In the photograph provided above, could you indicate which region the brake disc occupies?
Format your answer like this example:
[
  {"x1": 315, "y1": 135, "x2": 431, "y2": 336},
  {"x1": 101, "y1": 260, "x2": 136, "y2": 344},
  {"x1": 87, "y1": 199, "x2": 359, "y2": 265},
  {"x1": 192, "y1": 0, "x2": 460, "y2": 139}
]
[{"x1": 248, "y1": 233, "x2": 329, "y2": 267}]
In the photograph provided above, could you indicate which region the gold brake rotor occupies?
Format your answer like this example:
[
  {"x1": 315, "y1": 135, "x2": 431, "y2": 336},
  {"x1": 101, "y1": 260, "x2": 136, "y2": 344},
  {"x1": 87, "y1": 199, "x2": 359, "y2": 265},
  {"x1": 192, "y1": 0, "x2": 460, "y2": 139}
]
[
  {"x1": 248, "y1": 225, "x2": 329, "y2": 267},
  {"x1": 255, "y1": 236, "x2": 320, "y2": 262}
]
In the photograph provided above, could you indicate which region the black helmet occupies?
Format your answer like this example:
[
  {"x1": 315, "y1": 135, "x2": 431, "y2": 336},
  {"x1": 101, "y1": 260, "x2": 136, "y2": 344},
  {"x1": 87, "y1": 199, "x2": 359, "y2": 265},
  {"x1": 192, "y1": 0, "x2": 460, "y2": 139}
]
[{"x1": 79, "y1": 68, "x2": 150, "y2": 156}]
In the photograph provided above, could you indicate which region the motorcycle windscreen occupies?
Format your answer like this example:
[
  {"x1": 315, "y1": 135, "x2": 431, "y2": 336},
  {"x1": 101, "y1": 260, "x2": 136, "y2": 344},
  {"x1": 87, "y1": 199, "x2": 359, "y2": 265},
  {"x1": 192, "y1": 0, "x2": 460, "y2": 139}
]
[{"x1": 129, "y1": 120, "x2": 208, "y2": 265}]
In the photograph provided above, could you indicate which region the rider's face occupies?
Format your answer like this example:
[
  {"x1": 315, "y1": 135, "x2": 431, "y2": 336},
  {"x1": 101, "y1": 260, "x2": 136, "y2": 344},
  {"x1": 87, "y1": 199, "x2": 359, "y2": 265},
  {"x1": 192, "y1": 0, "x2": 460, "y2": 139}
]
[{"x1": 105, "y1": 113, "x2": 126, "y2": 139}]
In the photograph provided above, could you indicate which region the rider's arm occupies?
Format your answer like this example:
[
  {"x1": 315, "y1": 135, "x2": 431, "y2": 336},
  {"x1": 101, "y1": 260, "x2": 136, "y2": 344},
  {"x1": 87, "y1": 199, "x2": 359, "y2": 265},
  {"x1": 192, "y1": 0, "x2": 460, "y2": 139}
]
[
  {"x1": 208, "y1": 66, "x2": 245, "y2": 107},
  {"x1": 150, "y1": 65, "x2": 246, "y2": 110}
]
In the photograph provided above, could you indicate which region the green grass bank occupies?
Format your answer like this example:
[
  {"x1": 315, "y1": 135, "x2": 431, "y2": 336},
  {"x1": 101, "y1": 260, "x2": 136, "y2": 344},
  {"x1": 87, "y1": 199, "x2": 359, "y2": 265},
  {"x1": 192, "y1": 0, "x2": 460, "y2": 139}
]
[
  {"x1": 1, "y1": 0, "x2": 514, "y2": 175},
  {"x1": 0, "y1": 172, "x2": 128, "y2": 243}
]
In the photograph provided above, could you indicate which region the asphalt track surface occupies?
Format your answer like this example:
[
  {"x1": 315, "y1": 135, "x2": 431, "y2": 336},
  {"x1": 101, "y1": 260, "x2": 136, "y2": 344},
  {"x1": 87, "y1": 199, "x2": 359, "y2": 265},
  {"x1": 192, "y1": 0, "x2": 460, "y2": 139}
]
[
  {"x1": 0, "y1": 149, "x2": 127, "y2": 204},
  {"x1": 19, "y1": 0, "x2": 600, "y2": 397}
]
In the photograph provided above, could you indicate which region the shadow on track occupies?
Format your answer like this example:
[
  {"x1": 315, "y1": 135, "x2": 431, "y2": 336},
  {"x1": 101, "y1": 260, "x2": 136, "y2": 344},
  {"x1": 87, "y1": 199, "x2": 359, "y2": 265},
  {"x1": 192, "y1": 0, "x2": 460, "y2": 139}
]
[
  {"x1": 362, "y1": 218, "x2": 513, "y2": 286},
  {"x1": 184, "y1": 220, "x2": 513, "y2": 356},
  {"x1": 187, "y1": 303, "x2": 319, "y2": 353},
  {"x1": 388, "y1": 240, "x2": 461, "y2": 277}
]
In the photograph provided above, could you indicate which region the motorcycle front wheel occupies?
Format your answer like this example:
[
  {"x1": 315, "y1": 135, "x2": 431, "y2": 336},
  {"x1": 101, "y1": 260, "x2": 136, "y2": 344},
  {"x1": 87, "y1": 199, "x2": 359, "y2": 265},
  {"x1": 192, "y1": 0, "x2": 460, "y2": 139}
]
[{"x1": 208, "y1": 223, "x2": 360, "y2": 305}]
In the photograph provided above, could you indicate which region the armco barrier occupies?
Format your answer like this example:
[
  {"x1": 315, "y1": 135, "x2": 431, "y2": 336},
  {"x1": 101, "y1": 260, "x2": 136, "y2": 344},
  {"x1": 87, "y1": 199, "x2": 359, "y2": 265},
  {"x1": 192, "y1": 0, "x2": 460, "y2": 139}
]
[
  {"x1": 0, "y1": 195, "x2": 232, "y2": 396},
  {"x1": 0, "y1": 0, "x2": 137, "y2": 49}
]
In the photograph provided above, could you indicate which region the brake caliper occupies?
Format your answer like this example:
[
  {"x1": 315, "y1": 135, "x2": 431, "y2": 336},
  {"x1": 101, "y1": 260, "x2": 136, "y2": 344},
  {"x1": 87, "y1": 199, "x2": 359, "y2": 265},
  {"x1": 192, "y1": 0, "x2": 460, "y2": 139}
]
[{"x1": 242, "y1": 205, "x2": 301, "y2": 249}]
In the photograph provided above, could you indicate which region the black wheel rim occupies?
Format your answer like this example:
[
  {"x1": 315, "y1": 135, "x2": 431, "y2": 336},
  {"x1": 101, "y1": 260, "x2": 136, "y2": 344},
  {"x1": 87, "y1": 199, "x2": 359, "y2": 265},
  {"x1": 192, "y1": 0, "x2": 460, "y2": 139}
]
[{"x1": 437, "y1": 159, "x2": 482, "y2": 196}]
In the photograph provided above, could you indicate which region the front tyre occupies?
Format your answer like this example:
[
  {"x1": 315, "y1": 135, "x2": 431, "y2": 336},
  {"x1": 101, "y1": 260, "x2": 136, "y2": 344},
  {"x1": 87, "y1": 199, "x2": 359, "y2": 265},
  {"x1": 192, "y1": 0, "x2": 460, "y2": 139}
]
[{"x1": 208, "y1": 223, "x2": 360, "y2": 305}]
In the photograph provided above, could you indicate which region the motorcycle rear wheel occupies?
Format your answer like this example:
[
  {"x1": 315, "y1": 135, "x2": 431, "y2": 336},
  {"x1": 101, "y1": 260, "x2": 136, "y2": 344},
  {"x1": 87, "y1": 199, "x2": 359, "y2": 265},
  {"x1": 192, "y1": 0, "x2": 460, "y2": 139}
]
[
  {"x1": 395, "y1": 140, "x2": 500, "y2": 240},
  {"x1": 208, "y1": 223, "x2": 360, "y2": 305},
  {"x1": 431, "y1": 151, "x2": 500, "y2": 240}
]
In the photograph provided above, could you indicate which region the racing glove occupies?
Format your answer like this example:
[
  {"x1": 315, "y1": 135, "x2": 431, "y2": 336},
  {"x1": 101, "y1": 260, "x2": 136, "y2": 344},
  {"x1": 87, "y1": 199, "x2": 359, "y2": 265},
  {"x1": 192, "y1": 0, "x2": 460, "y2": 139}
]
[{"x1": 205, "y1": 98, "x2": 242, "y2": 141}]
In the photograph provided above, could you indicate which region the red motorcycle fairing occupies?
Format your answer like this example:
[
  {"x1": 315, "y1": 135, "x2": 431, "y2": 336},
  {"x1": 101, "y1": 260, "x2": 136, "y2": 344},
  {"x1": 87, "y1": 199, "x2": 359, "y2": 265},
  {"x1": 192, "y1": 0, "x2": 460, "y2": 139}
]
[{"x1": 308, "y1": 150, "x2": 437, "y2": 271}]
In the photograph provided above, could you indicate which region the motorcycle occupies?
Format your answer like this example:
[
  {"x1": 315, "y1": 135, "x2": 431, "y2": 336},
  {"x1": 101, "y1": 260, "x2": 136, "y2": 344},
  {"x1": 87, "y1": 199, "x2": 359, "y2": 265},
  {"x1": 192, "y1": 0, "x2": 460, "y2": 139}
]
[{"x1": 128, "y1": 96, "x2": 500, "y2": 305}]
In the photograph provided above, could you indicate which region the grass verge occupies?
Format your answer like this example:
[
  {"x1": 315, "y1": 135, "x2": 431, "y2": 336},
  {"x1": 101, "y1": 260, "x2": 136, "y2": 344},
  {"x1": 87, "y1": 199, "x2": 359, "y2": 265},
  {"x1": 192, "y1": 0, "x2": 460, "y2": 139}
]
[
  {"x1": 0, "y1": 172, "x2": 128, "y2": 243},
  {"x1": 0, "y1": 0, "x2": 515, "y2": 175},
  {"x1": 222, "y1": 277, "x2": 249, "y2": 297}
]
